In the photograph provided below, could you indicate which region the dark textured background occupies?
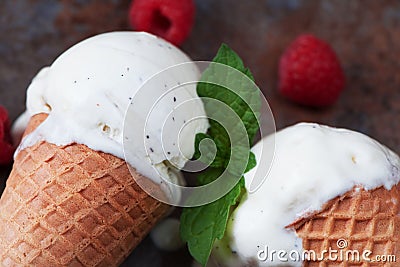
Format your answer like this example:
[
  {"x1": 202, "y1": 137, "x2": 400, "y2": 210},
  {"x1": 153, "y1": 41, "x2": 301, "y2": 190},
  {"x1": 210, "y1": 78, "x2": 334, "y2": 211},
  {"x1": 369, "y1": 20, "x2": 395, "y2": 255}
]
[{"x1": 1, "y1": 0, "x2": 400, "y2": 266}]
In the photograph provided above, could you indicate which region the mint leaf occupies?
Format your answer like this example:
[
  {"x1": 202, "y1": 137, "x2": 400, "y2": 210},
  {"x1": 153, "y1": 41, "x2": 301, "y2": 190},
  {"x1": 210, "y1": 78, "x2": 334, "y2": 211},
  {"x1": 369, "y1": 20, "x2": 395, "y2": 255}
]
[
  {"x1": 197, "y1": 167, "x2": 224, "y2": 186},
  {"x1": 193, "y1": 129, "x2": 229, "y2": 168},
  {"x1": 198, "y1": 43, "x2": 260, "y2": 145},
  {"x1": 181, "y1": 177, "x2": 245, "y2": 266},
  {"x1": 180, "y1": 44, "x2": 261, "y2": 266},
  {"x1": 245, "y1": 151, "x2": 257, "y2": 173}
]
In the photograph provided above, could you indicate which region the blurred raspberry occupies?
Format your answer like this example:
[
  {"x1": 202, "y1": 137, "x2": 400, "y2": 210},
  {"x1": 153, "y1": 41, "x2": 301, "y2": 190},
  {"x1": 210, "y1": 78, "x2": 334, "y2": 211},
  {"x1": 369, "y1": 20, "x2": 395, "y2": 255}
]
[
  {"x1": 0, "y1": 106, "x2": 14, "y2": 165},
  {"x1": 129, "y1": 0, "x2": 195, "y2": 46},
  {"x1": 278, "y1": 34, "x2": 345, "y2": 107}
]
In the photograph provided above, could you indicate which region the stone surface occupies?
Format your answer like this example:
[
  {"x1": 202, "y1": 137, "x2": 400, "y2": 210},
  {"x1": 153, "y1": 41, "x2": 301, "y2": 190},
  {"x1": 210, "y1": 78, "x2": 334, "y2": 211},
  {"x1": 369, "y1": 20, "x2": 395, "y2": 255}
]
[{"x1": 1, "y1": 0, "x2": 400, "y2": 266}]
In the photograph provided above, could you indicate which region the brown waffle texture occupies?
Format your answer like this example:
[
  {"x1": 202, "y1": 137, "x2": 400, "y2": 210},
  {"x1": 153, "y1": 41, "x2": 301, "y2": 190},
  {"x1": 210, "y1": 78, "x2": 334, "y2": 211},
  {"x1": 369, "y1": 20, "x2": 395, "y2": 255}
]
[
  {"x1": 292, "y1": 184, "x2": 400, "y2": 267},
  {"x1": 0, "y1": 114, "x2": 169, "y2": 266}
]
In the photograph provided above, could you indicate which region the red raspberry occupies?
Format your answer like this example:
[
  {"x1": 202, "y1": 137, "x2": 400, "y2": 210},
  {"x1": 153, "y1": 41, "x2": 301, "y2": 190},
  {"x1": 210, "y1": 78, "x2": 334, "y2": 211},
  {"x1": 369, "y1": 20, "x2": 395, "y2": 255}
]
[
  {"x1": 0, "y1": 106, "x2": 14, "y2": 165},
  {"x1": 128, "y1": 0, "x2": 195, "y2": 46},
  {"x1": 278, "y1": 34, "x2": 345, "y2": 107}
]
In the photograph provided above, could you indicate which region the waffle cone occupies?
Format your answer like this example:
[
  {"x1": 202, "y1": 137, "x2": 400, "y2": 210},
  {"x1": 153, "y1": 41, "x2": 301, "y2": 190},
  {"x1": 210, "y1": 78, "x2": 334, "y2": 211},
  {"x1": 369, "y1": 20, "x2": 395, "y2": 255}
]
[
  {"x1": 0, "y1": 113, "x2": 169, "y2": 266},
  {"x1": 290, "y1": 184, "x2": 400, "y2": 266}
]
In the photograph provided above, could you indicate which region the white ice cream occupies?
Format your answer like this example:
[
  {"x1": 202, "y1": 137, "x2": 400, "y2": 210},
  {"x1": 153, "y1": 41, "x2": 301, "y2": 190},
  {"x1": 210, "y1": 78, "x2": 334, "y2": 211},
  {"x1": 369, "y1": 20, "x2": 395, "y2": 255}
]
[
  {"x1": 213, "y1": 123, "x2": 400, "y2": 266},
  {"x1": 17, "y1": 32, "x2": 208, "y2": 195}
]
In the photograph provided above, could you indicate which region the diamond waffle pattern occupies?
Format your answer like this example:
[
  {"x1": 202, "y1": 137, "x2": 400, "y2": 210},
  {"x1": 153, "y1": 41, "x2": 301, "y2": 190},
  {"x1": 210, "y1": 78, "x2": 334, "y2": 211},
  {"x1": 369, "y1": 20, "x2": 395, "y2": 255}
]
[
  {"x1": 294, "y1": 185, "x2": 400, "y2": 267},
  {"x1": 0, "y1": 139, "x2": 168, "y2": 266}
]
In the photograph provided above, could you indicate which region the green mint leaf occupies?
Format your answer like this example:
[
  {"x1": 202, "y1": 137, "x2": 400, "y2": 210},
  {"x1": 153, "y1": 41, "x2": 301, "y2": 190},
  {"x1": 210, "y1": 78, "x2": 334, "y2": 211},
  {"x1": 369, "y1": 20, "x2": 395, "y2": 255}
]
[
  {"x1": 245, "y1": 151, "x2": 257, "y2": 173},
  {"x1": 198, "y1": 43, "x2": 260, "y2": 144},
  {"x1": 180, "y1": 176, "x2": 245, "y2": 266},
  {"x1": 196, "y1": 168, "x2": 224, "y2": 192},
  {"x1": 181, "y1": 44, "x2": 261, "y2": 266},
  {"x1": 193, "y1": 131, "x2": 228, "y2": 168}
]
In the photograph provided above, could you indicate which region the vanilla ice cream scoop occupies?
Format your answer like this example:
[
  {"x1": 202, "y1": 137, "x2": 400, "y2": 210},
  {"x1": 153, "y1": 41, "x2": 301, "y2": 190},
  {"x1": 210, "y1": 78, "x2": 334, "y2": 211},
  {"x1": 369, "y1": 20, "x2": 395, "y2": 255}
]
[
  {"x1": 17, "y1": 31, "x2": 208, "y2": 189},
  {"x1": 213, "y1": 123, "x2": 400, "y2": 266}
]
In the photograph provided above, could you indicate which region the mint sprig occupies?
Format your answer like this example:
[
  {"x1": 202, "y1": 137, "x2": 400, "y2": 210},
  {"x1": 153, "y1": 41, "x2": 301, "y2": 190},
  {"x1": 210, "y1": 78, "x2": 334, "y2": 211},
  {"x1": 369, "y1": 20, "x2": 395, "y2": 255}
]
[{"x1": 180, "y1": 44, "x2": 261, "y2": 266}]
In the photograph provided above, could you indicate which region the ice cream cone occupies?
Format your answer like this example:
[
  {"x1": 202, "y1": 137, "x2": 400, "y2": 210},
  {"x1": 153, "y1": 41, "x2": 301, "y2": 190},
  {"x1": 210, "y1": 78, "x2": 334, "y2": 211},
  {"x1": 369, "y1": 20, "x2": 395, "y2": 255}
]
[
  {"x1": 289, "y1": 184, "x2": 400, "y2": 266},
  {"x1": 0, "y1": 113, "x2": 169, "y2": 266}
]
